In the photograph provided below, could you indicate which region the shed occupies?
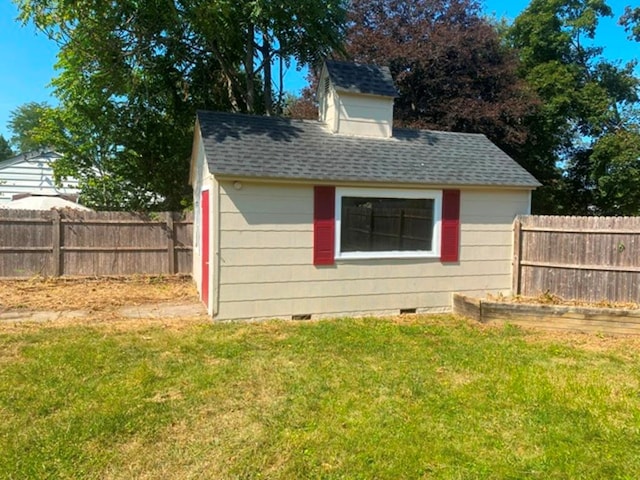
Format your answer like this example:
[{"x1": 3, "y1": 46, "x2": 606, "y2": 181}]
[{"x1": 190, "y1": 60, "x2": 540, "y2": 320}]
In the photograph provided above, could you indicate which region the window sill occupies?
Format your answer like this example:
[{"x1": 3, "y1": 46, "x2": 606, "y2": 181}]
[{"x1": 335, "y1": 251, "x2": 439, "y2": 261}]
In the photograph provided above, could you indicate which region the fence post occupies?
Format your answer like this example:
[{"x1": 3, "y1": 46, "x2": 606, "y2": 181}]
[
  {"x1": 52, "y1": 210, "x2": 61, "y2": 277},
  {"x1": 166, "y1": 211, "x2": 176, "y2": 274},
  {"x1": 512, "y1": 217, "x2": 522, "y2": 296}
]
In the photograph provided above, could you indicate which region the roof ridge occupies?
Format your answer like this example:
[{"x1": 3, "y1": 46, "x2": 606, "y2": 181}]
[{"x1": 393, "y1": 127, "x2": 488, "y2": 137}]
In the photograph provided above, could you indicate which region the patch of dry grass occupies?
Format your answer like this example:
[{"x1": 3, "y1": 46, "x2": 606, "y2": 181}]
[
  {"x1": 488, "y1": 291, "x2": 640, "y2": 310},
  {"x1": 0, "y1": 275, "x2": 197, "y2": 312}
]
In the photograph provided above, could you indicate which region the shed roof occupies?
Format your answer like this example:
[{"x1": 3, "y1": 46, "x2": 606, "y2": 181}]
[
  {"x1": 197, "y1": 111, "x2": 540, "y2": 188},
  {"x1": 324, "y1": 60, "x2": 398, "y2": 98}
]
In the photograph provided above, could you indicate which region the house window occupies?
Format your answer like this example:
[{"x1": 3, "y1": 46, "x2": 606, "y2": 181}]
[{"x1": 335, "y1": 187, "x2": 442, "y2": 259}]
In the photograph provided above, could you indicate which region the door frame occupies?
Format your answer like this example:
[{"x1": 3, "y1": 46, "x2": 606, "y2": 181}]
[{"x1": 200, "y1": 188, "x2": 210, "y2": 308}]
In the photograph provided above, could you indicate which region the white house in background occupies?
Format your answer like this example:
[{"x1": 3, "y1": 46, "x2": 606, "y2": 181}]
[
  {"x1": 0, "y1": 150, "x2": 80, "y2": 204},
  {"x1": 0, "y1": 193, "x2": 92, "y2": 211},
  {"x1": 190, "y1": 60, "x2": 540, "y2": 321}
]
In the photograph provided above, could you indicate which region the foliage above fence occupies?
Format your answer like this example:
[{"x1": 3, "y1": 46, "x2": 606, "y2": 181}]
[
  {"x1": 513, "y1": 215, "x2": 640, "y2": 304},
  {"x1": 0, "y1": 209, "x2": 193, "y2": 278}
]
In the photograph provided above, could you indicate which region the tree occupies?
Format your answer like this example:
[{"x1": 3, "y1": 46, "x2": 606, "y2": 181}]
[
  {"x1": 0, "y1": 135, "x2": 13, "y2": 161},
  {"x1": 342, "y1": 0, "x2": 541, "y2": 179},
  {"x1": 7, "y1": 102, "x2": 51, "y2": 153},
  {"x1": 15, "y1": 0, "x2": 347, "y2": 210},
  {"x1": 509, "y1": 0, "x2": 640, "y2": 214},
  {"x1": 588, "y1": 126, "x2": 640, "y2": 214},
  {"x1": 240, "y1": 0, "x2": 347, "y2": 114},
  {"x1": 621, "y1": 6, "x2": 640, "y2": 41}
]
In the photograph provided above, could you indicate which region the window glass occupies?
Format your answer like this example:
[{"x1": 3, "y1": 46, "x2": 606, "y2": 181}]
[{"x1": 340, "y1": 196, "x2": 434, "y2": 253}]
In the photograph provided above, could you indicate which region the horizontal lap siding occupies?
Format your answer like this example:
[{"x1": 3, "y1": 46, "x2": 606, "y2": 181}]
[
  {"x1": 0, "y1": 157, "x2": 79, "y2": 204},
  {"x1": 216, "y1": 182, "x2": 529, "y2": 320},
  {"x1": 336, "y1": 94, "x2": 393, "y2": 138}
]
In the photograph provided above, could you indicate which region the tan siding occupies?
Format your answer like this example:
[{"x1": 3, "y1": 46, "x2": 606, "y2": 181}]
[
  {"x1": 191, "y1": 133, "x2": 210, "y2": 294},
  {"x1": 326, "y1": 88, "x2": 337, "y2": 132},
  {"x1": 460, "y1": 230, "x2": 512, "y2": 247},
  {"x1": 221, "y1": 260, "x2": 510, "y2": 284},
  {"x1": 462, "y1": 190, "x2": 529, "y2": 218},
  {"x1": 220, "y1": 275, "x2": 510, "y2": 302},
  {"x1": 219, "y1": 184, "x2": 312, "y2": 234},
  {"x1": 220, "y1": 293, "x2": 454, "y2": 320},
  {"x1": 215, "y1": 181, "x2": 530, "y2": 320},
  {"x1": 335, "y1": 93, "x2": 393, "y2": 138}
]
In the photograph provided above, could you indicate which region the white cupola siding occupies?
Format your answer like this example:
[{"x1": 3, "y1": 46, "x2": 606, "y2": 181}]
[{"x1": 317, "y1": 60, "x2": 397, "y2": 139}]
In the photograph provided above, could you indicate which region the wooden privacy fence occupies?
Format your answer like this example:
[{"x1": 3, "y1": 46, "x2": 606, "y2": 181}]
[
  {"x1": 0, "y1": 209, "x2": 193, "y2": 278},
  {"x1": 513, "y1": 215, "x2": 640, "y2": 303}
]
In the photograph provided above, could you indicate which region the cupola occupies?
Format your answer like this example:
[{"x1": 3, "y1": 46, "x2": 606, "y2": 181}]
[{"x1": 317, "y1": 60, "x2": 398, "y2": 139}]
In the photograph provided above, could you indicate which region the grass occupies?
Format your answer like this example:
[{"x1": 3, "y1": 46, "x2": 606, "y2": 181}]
[{"x1": 1, "y1": 315, "x2": 640, "y2": 479}]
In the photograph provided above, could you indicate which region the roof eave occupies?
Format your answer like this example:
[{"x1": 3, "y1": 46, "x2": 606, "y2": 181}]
[{"x1": 210, "y1": 172, "x2": 540, "y2": 190}]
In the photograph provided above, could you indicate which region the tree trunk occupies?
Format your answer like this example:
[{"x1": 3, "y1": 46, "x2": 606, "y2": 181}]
[
  {"x1": 262, "y1": 31, "x2": 272, "y2": 116},
  {"x1": 245, "y1": 22, "x2": 255, "y2": 113}
]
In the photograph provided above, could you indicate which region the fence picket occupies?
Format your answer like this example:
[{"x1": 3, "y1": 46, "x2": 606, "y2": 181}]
[
  {"x1": 515, "y1": 215, "x2": 640, "y2": 303},
  {"x1": 0, "y1": 210, "x2": 193, "y2": 277}
]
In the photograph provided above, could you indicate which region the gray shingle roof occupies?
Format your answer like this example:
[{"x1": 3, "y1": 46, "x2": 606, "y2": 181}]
[
  {"x1": 325, "y1": 60, "x2": 398, "y2": 98},
  {"x1": 197, "y1": 111, "x2": 540, "y2": 188}
]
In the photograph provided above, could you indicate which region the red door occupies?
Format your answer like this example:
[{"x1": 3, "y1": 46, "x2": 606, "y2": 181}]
[{"x1": 200, "y1": 189, "x2": 210, "y2": 307}]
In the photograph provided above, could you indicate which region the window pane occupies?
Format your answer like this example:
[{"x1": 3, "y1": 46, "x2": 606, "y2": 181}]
[{"x1": 340, "y1": 197, "x2": 434, "y2": 253}]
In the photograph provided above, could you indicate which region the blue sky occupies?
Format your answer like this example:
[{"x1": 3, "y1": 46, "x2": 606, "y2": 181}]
[{"x1": 0, "y1": 0, "x2": 638, "y2": 143}]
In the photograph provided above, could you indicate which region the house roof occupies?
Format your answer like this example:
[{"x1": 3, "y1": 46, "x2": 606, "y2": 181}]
[
  {"x1": 324, "y1": 60, "x2": 398, "y2": 98},
  {"x1": 197, "y1": 111, "x2": 540, "y2": 188},
  {"x1": 0, "y1": 149, "x2": 61, "y2": 170},
  {"x1": 0, "y1": 194, "x2": 92, "y2": 211}
]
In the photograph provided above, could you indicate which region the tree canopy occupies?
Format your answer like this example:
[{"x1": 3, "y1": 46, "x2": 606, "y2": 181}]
[
  {"x1": 12, "y1": 0, "x2": 640, "y2": 215},
  {"x1": 344, "y1": 0, "x2": 538, "y2": 148},
  {"x1": 338, "y1": 0, "x2": 556, "y2": 206},
  {"x1": 0, "y1": 135, "x2": 14, "y2": 161},
  {"x1": 337, "y1": 0, "x2": 640, "y2": 214},
  {"x1": 7, "y1": 101, "x2": 51, "y2": 154},
  {"x1": 15, "y1": 0, "x2": 347, "y2": 210},
  {"x1": 509, "y1": 0, "x2": 640, "y2": 214}
]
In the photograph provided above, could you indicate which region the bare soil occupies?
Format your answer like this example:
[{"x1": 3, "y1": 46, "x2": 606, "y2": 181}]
[
  {"x1": 0, "y1": 275, "x2": 198, "y2": 313},
  {"x1": 2, "y1": 277, "x2": 639, "y2": 353}
]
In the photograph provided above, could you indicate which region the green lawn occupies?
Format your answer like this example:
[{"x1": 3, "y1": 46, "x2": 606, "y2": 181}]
[{"x1": 1, "y1": 316, "x2": 639, "y2": 479}]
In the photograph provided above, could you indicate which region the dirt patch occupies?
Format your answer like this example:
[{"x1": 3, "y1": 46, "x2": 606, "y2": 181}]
[
  {"x1": 0, "y1": 275, "x2": 197, "y2": 313},
  {"x1": 487, "y1": 292, "x2": 640, "y2": 310}
]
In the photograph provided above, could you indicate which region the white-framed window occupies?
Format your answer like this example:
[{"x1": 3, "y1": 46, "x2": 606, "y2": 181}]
[{"x1": 335, "y1": 187, "x2": 442, "y2": 260}]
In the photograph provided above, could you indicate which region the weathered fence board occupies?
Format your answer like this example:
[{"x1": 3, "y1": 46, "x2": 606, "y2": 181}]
[
  {"x1": 513, "y1": 215, "x2": 640, "y2": 303},
  {"x1": 0, "y1": 210, "x2": 192, "y2": 277}
]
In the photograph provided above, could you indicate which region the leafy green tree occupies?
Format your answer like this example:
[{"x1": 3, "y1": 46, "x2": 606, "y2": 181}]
[
  {"x1": 621, "y1": 6, "x2": 640, "y2": 41},
  {"x1": 240, "y1": 0, "x2": 347, "y2": 114},
  {"x1": 589, "y1": 126, "x2": 640, "y2": 214},
  {"x1": 0, "y1": 135, "x2": 13, "y2": 161},
  {"x1": 15, "y1": 0, "x2": 346, "y2": 210},
  {"x1": 508, "y1": 0, "x2": 639, "y2": 213},
  {"x1": 7, "y1": 102, "x2": 51, "y2": 153},
  {"x1": 343, "y1": 0, "x2": 541, "y2": 184}
]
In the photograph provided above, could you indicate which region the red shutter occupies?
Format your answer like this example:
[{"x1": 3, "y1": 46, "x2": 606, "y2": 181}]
[
  {"x1": 441, "y1": 189, "x2": 460, "y2": 263},
  {"x1": 313, "y1": 186, "x2": 335, "y2": 265}
]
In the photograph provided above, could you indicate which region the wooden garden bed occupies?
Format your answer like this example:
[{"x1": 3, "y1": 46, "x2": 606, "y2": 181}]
[{"x1": 453, "y1": 293, "x2": 640, "y2": 335}]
